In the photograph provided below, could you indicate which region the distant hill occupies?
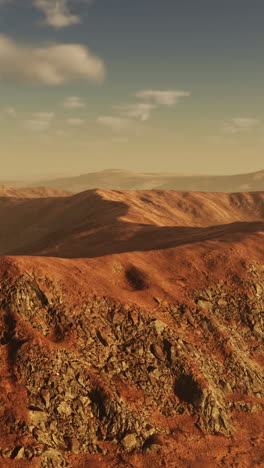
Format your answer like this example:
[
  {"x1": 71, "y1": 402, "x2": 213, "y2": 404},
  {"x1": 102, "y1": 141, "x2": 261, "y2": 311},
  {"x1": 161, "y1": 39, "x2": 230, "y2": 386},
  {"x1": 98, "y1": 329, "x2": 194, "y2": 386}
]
[
  {"x1": 3, "y1": 168, "x2": 262, "y2": 193},
  {"x1": 0, "y1": 185, "x2": 72, "y2": 198}
]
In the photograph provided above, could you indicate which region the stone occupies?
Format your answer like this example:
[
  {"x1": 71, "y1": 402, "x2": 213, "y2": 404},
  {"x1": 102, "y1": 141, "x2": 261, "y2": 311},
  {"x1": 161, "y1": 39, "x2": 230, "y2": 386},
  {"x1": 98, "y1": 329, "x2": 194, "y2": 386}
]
[
  {"x1": 29, "y1": 410, "x2": 47, "y2": 425},
  {"x1": 70, "y1": 437, "x2": 80, "y2": 453},
  {"x1": 121, "y1": 434, "x2": 138, "y2": 451},
  {"x1": 255, "y1": 284, "x2": 262, "y2": 296},
  {"x1": 218, "y1": 299, "x2": 227, "y2": 306},
  {"x1": 197, "y1": 300, "x2": 212, "y2": 311},
  {"x1": 41, "y1": 390, "x2": 50, "y2": 408},
  {"x1": 41, "y1": 449, "x2": 67, "y2": 468},
  {"x1": 12, "y1": 446, "x2": 25, "y2": 459},
  {"x1": 145, "y1": 444, "x2": 161, "y2": 454},
  {"x1": 150, "y1": 343, "x2": 165, "y2": 361},
  {"x1": 57, "y1": 401, "x2": 72, "y2": 416},
  {"x1": 1, "y1": 449, "x2": 13, "y2": 459},
  {"x1": 152, "y1": 320, "x2": 167, "y2": 335}
]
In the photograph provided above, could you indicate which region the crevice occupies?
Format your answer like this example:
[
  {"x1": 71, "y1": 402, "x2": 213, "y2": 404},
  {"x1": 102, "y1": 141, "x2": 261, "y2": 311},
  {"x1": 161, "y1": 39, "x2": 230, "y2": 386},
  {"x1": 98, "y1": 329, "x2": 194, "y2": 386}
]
[
  {"x1": 174, "y1": 374, "x2": 203, "y2": 407},
  {"x1": 163, "y1": 338, "x2": 172, "y2": 363},
  {"x1": 89, "y1": 388, "x2": 107, "y2": 421},
  {"x1": 10, "y1": 445, "x2": 23, "y2": 459},
  {"x1": 96, "y1": 329, "x2": 108, "y2": 347},
  {"x1": 0, "y1": 312, "x2": 28, "y2": 371}
]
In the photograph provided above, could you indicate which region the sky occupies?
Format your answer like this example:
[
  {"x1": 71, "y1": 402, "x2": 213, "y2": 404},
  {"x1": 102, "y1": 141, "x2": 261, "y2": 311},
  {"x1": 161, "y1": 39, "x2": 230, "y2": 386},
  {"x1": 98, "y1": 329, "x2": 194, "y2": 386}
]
[{"x1": 0, "y1": 0, "x2": 263, "y2": 179}]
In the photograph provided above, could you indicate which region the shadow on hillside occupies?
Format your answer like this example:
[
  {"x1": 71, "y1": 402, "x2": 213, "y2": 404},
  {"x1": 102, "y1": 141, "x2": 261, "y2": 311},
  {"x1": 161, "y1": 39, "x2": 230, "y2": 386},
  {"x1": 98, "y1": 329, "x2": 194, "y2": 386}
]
[
  {"x1": 1, "y1": 190, "x2": 264, "y2": 259},
  {"x1": 46, "y1": 220, "x2": 264, "y2": 258}
]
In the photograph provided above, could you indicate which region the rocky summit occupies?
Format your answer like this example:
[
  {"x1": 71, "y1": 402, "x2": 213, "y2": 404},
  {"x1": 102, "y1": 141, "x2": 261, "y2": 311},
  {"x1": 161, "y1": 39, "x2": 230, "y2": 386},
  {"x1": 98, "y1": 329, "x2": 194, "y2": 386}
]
[{"x1": 0, "y1": 189, "x2": 263, "y2": 467}]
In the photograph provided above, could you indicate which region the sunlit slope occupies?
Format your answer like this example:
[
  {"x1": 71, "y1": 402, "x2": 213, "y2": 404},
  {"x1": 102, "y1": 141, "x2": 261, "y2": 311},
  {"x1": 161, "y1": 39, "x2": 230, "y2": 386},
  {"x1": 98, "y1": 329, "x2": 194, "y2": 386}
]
[{"x1": 0, "y1": 189, "x2": 263, "y2": 258}]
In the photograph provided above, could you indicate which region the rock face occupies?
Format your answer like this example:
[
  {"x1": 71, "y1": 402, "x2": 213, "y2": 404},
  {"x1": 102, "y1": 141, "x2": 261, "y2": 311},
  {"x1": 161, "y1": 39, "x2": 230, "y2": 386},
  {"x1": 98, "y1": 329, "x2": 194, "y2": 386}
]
[{"x1": 0, "y1": 257, "x2": 263, "y2": 467}]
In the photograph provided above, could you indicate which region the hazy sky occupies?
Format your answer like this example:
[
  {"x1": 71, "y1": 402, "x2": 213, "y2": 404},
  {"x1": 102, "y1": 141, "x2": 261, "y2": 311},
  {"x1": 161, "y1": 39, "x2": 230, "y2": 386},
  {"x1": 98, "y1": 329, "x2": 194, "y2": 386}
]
[{"x1": 0, "y1": 0, "x2": 263, "y2": 178}]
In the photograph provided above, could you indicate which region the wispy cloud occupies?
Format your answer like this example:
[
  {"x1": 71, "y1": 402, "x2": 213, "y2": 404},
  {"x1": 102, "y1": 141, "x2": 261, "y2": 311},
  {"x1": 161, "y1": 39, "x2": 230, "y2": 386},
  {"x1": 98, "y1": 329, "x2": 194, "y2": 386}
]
[
  {"x1": 223, "y1": 117, "x2": 260, "y2": 134},
  {"x1": 111, "y1": 89, "x2": 190, "y2": 124},
  {"x1": 63, "y1": 96, "x2": 86, "y2": 109},
  {"x1": 0, "y1": 35, "x2": 105, "y2": 85},
  {"x1": 0, "y1": 0, "x2": 94, "y2": 29},
  {"x1": 22, "y1": 111, "x2": 55, "y2": 132},
  {"x1": 32, "y1": 111, "x2": 55, "y2": 121},
  {"x1": 96, "y1": 116, "x2": 131, "y2": 132},
  {"x1": 96, "y1": 88, "x2": 191, "y2": 132},
  {"x1": 135, "y1": 89, "x2": 191, "y2": 106},
  {"x1": 33, "y1": 0, "x2": 80, "y2": 28},
  {"x1": 116, "y1": 102, "x2": 156, "y2": 121}
]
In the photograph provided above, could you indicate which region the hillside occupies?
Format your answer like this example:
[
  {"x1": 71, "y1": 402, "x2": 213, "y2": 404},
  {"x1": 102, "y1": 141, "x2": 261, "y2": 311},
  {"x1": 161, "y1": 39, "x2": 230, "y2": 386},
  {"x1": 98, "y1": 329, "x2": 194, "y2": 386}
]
[
  {"x1": 0, "y1": 189, "x2": 263, "y2": 467},
  {"x1": 0, "y1": 186, "x2": 72, "y2": 199},
  {"x1": 0, "y1": 189, "x2": 263, "y2": 258}
]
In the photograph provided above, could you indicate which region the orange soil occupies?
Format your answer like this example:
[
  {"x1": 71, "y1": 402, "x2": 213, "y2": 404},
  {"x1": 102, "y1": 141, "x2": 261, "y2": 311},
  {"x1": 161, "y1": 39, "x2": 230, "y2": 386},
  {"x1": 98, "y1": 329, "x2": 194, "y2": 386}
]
[{"x1": 0, "y1": 189, "x2": 263, "y2": 467}]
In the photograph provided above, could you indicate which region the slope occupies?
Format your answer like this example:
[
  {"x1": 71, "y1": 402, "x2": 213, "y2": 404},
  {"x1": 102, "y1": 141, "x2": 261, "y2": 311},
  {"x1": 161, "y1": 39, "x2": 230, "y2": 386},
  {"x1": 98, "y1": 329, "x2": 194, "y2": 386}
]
[
  {"x1": 0, "y1": 189, "x2": 263, "y2": 467},
  {"x1": 0, "y1": 189, "x2": 263, "y2": 258}
]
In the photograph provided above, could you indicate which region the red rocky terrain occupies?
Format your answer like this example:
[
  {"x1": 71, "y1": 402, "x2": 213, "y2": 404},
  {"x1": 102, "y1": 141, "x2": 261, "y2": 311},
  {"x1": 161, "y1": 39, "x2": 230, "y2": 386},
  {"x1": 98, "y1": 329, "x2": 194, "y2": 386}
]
[{"x1": 0, "y1": 189, "x2": 263, "y2": 467}]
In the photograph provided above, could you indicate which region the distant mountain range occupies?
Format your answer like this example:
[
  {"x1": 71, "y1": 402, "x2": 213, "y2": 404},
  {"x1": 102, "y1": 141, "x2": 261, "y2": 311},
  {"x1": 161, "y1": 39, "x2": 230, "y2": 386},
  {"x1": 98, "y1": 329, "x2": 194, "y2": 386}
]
[{"x1": 0, "y1": 168, "x2": 263, "y2": 193}]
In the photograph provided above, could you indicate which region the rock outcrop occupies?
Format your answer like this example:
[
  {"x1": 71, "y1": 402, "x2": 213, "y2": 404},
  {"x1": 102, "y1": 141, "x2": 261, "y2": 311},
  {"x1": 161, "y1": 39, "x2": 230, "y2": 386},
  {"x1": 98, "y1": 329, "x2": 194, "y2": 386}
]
[{"x1": 0, "y1": 256, "x2": 263, "y2": 467}]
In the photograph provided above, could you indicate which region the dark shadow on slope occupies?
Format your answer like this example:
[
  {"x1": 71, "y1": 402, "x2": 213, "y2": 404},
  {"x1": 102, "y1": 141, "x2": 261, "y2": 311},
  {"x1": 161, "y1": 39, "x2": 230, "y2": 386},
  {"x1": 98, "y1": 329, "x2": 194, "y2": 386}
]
[{"x1": 0, "y1": 190, "x2": 263, "y2": 259}]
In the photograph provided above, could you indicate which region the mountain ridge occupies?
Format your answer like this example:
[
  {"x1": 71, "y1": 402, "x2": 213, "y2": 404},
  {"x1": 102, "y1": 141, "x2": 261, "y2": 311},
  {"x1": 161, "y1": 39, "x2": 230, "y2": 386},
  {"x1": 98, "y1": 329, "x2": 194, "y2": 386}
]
[
  {"x1": 0, "y1": 188, "x2": 263, "y2": 258},
  {"x1": 1, "y1": 168, "x2": 263, "y2": 193}
]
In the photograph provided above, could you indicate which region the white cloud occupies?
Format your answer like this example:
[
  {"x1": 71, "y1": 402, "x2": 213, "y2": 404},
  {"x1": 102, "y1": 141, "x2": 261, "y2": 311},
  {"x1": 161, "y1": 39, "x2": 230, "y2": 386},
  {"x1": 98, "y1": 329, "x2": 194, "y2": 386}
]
[
  {"x1": 135, "y1": 89, "x2": 191, "y2": 106},
  {"x1": 0, "y1": 0, "x2": 94, "y2": 29},
  {"x1": 0, "y1": 34, "x2": 105, "y2": 85},
  {"x1": 34, "y1": 0, "x2": 80, "y2": 28},
  {"x1": 32, "y1": 111, "x2": 55, "y2": 121},
  {"x1": 96, "y1": 116, "x2": 131, "y2": 132},
  {"x1": 66, "y1": 118, "x2": 85, "y2": 126},
  {"x1": 96, "y1": 89, "x2": 190, "y2": 131},
  {"x1": 223, "y1": 117, "x2": 260, "y2": 134},
  {"x1": 116, "y1": 102, "x2": 156, "y2": 121},
  {"x1": 63, "y1": 96, "x2": 86, "y2": 108}
]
